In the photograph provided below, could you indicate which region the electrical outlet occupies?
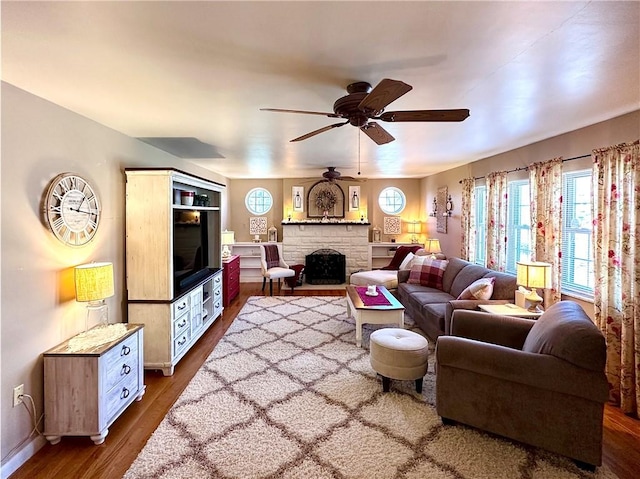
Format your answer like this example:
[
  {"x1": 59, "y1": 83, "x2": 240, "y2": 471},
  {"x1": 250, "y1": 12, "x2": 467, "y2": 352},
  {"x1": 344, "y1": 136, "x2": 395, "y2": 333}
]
[{"x1": 13, "y1": 384, "x2": 24, "y2": 407}]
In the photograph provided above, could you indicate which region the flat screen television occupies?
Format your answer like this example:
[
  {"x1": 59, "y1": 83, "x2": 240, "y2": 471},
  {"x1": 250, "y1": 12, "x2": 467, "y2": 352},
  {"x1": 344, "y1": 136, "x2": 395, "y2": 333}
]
[{"x1": 173, "y1": 210, "x2": 211, "y2": 296}]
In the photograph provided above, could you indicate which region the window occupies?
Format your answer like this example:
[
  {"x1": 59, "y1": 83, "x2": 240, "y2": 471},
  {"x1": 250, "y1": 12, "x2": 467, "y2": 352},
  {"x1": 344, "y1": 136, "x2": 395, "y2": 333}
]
[
  {"x1": 561, "y1": 170, "x2": 594, "y2": 297},
  {"x1": 245, "y1": 188, "x2": 272, "y2": 215},
  {"x1": 474, "y1": 185, "x2": 487, "y2": 266},
  {"x1": 505, "y1": 180, "x2": 531, "y2": 274},
  {"x1": 378, "y1": 187, "x2": 406, "y2": 215}
]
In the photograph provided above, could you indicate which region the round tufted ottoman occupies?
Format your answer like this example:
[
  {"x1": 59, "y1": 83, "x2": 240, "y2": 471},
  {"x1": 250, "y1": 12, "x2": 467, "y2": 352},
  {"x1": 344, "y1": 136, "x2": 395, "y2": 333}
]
[{"x1": 369, "y1": 328, "x2": 429, "y2": 393}]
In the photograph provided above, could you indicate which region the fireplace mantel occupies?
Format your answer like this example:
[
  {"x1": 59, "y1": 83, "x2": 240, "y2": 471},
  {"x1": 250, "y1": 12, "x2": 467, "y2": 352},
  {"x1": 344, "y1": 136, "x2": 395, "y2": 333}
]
[{"x1": 281, "y1": 221, "x2": 371, "y2": 225}]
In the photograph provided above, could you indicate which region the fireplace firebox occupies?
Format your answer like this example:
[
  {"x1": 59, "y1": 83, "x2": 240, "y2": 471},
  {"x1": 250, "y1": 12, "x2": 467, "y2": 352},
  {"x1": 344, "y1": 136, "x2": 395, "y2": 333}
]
[{"x1": 305, "y1": 249, "x2": 346, "y2": 284}]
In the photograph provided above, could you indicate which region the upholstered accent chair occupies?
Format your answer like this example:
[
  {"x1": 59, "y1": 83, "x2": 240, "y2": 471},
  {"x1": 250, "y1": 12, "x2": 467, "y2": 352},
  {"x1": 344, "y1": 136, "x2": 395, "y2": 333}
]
[
  {"x1": 435, "y1": 301, "x2": 609, "y2": 470},
  {"x1": 260, "y1": 244, "x2": 295, "y2": 295}
]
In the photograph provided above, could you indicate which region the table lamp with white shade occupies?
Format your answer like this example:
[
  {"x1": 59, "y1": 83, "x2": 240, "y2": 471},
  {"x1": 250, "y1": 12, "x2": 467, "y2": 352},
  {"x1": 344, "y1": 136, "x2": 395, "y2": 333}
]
[
  {"x1": 423, "y1": 238, "x2": 442, "y2": 259},
  {"x1": 75, "y1": 262, "x2": 114, "y2": 331},
  {"x1": 516, "y1": 261, "x2": 552, "y2": 312},
  {"x1": 221, "y1": 230, "x2": 235, "y2": 258}
]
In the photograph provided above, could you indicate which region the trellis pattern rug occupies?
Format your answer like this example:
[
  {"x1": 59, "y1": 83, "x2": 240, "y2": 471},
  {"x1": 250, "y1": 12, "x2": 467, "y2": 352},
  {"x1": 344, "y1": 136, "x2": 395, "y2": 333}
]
[{"x1": 124, "y1": 296, "x2": 617, "y2": 479}]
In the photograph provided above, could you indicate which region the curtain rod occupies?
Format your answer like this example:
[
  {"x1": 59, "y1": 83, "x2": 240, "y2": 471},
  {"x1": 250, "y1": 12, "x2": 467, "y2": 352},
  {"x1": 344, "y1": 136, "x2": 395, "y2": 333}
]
[{"x1": 458, "y1": 153, "x2": 591, "y2": 184}]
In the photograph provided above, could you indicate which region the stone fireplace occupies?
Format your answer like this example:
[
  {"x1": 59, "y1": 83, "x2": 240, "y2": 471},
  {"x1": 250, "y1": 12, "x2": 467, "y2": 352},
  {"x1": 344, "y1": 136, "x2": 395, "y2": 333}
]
[{"x1": 281, "y1": 223, "x2": 369, "y2": 280}]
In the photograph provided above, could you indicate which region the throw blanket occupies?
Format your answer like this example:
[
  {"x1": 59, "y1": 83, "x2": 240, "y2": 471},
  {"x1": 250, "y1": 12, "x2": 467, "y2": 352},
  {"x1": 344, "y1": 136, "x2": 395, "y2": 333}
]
[
  {"x1": 263, "y1": 244, "x2": 280, "y2": 269},
  {"x1": 380, "y1": 244, "x2": 423, "y2": 270}
]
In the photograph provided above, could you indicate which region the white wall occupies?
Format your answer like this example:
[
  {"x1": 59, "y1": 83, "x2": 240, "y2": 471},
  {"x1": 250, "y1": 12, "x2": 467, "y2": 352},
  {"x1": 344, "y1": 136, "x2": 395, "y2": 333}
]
[
  {"x1": 0, "y1": 83, "x2": 229, "y2": 475},
  {"x1": 421, "y1": 110, "x2": 640, "y2": 317}
]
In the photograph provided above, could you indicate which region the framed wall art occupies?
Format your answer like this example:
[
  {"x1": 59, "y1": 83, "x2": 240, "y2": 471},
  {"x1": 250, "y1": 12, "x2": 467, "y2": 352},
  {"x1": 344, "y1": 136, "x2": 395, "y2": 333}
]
[
  {"x1": 348, "y1": 186, "x2": 360, "y2": 212},
  {"x1": 383, "y1": 216, "x2": 402, "y2": 235},
  {"x1": 292, "y1": 186, "x2": 304, "y2": 212},
  {"x1": 249, "y1": 216, "x2": 268, "y2": 235}
]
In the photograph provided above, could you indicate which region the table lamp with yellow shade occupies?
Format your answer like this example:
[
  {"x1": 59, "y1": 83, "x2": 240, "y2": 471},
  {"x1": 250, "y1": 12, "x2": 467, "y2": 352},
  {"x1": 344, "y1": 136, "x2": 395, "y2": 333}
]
[
  {"x1": 423, "y1": 238, "x2": 442, "y2": 259},
  {"x1": 516, "y1": 261, "x2": 552, "y2": 312},
  {"x1": 75, "y1": 262, "x2": 114, "y2": 331}
]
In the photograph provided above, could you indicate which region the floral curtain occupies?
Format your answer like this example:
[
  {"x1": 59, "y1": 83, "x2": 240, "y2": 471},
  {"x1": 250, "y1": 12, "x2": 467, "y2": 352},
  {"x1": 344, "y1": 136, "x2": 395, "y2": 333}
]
[
  {"x1": 529, "y1": 158, "x2": 563, "y2": 306},
  {"x1": 460, "y1": 178, "x2": 476, "y2": 262},
  {"x1": 592, "y1": 140, "x2": 640, "y2": 416},
  {"x1": 486, "y1": 171, "x2": 508, "y2": 271}
]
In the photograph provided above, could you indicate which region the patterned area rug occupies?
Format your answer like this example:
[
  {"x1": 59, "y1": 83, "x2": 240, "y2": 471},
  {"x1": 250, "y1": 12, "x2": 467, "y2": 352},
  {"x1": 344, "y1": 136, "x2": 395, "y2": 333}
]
[{"x1": 124, "y1": 296, "x2": 617, "y2": 479}]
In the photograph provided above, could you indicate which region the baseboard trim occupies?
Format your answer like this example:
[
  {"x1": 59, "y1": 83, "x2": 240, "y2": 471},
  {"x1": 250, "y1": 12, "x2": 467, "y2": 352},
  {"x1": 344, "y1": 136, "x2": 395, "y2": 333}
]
[{"x1": 1, "y1": 435, "x2": 47, "y2": 479}]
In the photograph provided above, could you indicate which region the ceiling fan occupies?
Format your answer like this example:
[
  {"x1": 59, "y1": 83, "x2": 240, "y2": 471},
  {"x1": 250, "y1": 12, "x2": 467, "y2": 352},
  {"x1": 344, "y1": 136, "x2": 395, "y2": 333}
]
[{"x1": 261, "y1": 78, "x2": 470, "y2": 145}]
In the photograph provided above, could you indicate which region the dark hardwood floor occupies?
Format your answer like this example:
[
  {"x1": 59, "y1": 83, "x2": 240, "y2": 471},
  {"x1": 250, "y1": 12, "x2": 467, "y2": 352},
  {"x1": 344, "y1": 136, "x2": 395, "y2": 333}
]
[{"x1": 9, "y1": 284, "x2": 640, "y2": 479}]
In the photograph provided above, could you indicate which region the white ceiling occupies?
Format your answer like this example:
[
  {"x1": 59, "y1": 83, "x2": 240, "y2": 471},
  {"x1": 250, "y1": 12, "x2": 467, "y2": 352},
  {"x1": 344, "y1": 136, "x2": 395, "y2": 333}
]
[{"x1": 2, "y1": 1, "x2": 639, "y2": 179}]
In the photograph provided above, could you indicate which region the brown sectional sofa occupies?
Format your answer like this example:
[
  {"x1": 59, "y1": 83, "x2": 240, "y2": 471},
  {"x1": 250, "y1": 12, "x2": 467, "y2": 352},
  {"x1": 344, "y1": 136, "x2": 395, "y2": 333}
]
[{"x1": 397, "y1": 257, "x2": 517, "y2": 340}]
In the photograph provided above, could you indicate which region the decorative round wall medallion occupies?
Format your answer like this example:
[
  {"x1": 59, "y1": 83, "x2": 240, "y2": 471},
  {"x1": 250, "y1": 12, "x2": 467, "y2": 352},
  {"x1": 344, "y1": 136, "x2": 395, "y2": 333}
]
[{"x1": 43, "y1": 173, "x2": 101, "y2": 246}]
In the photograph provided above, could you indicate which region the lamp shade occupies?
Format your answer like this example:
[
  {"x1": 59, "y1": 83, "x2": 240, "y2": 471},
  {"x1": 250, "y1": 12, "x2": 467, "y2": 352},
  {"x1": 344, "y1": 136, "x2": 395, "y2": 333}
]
[
  {"x1": 423, "y1": 238, "x2": 441, "y2": 254},
  {"x1": 221, "y1": 230, "x2": 235, "y2": 245},
  {"x1": 407, "y1": 221, "x2": 421, "y2": 234},
  {"x1": 75, "y1": 262, "x2": 114, "y2": 302},
  {"x1": 516, "y1": 261, "x2": 552, "y2": 289}
]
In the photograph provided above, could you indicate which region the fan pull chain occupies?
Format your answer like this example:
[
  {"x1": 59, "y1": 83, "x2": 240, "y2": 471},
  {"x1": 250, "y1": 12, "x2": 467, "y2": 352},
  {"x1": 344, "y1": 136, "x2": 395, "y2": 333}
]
[{"x1": 357, "y1": 131, "x2": 361, "y2": 176}]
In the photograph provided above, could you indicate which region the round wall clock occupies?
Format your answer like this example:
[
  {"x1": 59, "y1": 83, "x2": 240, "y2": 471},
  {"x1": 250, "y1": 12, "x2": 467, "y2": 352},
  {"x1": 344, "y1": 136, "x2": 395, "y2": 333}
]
[{"x1": 44, "y1": 173, "x2": 101, "y2": 246}]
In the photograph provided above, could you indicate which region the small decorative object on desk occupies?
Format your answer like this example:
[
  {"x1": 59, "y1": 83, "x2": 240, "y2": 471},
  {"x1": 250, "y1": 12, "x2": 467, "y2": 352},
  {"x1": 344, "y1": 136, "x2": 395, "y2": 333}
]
[{"x1": 366, "y1": 285, "x2": 378, "y2": 296}]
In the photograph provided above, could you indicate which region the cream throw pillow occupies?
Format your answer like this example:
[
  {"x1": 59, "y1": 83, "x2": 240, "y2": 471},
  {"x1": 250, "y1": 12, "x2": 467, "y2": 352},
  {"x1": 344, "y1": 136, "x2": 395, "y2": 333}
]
[
  {"x1": 399, "y1": 252, "x2": 415, "y2": 270},
  {"x1": 457, "y1": 277, "x2": 496, "y2": 300}
]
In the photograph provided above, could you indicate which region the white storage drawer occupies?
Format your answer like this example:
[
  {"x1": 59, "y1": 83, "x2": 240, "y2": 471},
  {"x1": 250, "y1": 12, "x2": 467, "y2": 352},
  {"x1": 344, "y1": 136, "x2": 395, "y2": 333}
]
[{"x1": 103, "y1": 334, "x2": 139, "y2": 392}]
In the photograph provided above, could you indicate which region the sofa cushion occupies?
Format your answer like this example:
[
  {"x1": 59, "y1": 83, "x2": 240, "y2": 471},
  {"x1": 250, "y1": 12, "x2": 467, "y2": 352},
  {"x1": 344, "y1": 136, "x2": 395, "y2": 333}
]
[
  {"x1": 457, "y1": 277, "x2": 495, "y2": 300},
  {"x1": 450, "y1": 264, "x2": 491, "y2": 298},
  {"x1": 422, "y1": 303, "x2": 448, "y2": 333},
  {"x1": 408, "y1": 258, "x2": 448, "y2": 289},
  {"x1": 522, "y1": 301, "x2": 606, "y2": 372},
  {"x1": 441, "y1": 257, "x2": 472, "y2": 293},
  {"x1": 349, "y1": 270, "x2": 399, "y2": 290}
]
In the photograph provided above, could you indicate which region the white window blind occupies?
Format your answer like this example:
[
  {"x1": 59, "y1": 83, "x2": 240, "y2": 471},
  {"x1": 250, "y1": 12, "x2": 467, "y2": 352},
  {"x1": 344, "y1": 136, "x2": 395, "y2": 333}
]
[
  {"x1": 561, "y1": 170, "x2": 594, "y2": 297},
  {"x1": 505, "y1": 180, "x2": 531, "y2": 274}
]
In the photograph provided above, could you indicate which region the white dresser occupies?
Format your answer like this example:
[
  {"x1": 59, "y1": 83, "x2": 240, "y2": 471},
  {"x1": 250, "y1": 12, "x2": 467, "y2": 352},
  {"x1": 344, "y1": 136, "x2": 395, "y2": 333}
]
[{"x1": 43, "y1": 324, "x2": 145, "y2": 445}]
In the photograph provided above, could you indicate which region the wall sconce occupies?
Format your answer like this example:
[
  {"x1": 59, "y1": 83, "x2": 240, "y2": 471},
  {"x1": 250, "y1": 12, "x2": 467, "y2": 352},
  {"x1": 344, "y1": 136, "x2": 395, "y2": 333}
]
[
  {"x1": 221, "y1": 230, "x2": 235, "y2": 258},
  {"x1": 443, "y1": 195, "x2": 454, "y2": 217},
  {"x1": 429, "y1": 197, "x2": 438, "y2": 217},
  {"x1": 407, "y1": 220, "x2": 421, "y2": 244},
  {"x1": 75, "y1": 262, "x2": 114, "y2": 331}
]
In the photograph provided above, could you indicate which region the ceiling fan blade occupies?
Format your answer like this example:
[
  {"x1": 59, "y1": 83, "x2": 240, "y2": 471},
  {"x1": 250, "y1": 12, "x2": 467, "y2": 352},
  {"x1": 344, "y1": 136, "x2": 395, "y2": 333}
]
[
  {"x1": 357, "y1": 79, "x2": 412, "y2": 114},
  {"x1": 261, "y1": 108, "x2": 340, "y2": 118},
  {"x1": 290, "y1": 121, "x2": 349, "y2": 142},
  {"x1": 378, "y1": 109, "x2": 470, "y2": 122},
  {"x1": 361, "y1": 122, "x2": 395, "y2": 145}
]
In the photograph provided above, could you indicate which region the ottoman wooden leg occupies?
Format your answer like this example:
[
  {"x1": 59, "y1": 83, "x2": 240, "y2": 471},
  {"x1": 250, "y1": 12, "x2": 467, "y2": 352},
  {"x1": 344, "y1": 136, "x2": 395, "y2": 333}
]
[{"x1": 382, "y1": 376, "x2": 390, "y2": 392}]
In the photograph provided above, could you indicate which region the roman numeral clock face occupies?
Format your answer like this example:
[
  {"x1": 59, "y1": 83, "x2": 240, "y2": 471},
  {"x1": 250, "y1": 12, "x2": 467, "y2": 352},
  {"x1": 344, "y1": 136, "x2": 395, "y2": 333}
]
[{"x1": 44, "y1": 173, "x2": 101, "y2": 246}]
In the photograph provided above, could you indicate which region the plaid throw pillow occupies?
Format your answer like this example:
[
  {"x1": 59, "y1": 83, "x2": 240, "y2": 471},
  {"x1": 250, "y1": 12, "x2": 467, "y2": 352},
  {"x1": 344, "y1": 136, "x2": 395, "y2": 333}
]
[{"x1": 407, "y1": 257, "x2": 449, "y2": 289}]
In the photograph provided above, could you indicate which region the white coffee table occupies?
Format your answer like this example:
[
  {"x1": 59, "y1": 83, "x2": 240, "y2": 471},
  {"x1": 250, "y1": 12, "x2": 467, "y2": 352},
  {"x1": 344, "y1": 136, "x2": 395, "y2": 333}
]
[
  {"x1": 345, "y1": 285, "x2": 405, "y2": 347},
  {"x1": 478, "y1": 303, "x2": 543, "y2": 318}
]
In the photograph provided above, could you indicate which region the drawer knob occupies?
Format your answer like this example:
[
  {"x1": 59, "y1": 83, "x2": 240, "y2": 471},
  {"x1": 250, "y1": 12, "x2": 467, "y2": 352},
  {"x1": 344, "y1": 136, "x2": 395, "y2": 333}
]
[
  {"x1": 177, "y1": 302, "x2": 187, "y2": 311},
  {"x1": 121, "y1": 364, "x2": 132, "y2": 375},
  {"x1": 178, "y1": 336, "x2": 187, "y2": 346},
  {"x1": 178, "y1": 319, "x2": 187, "y2": 328},
  {"x1": 121, "y1": 345, "x2": 131, "y2": 356},
  {"x1": 120, "y1": 387, "x2": 130, "y2": 399}
]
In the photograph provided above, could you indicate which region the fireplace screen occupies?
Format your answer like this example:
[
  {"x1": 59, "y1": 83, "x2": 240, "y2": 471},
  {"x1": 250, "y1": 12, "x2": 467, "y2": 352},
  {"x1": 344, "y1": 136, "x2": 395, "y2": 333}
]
[{"x1": 305, "y1": 249, "x2": 346, "y2": 284}]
